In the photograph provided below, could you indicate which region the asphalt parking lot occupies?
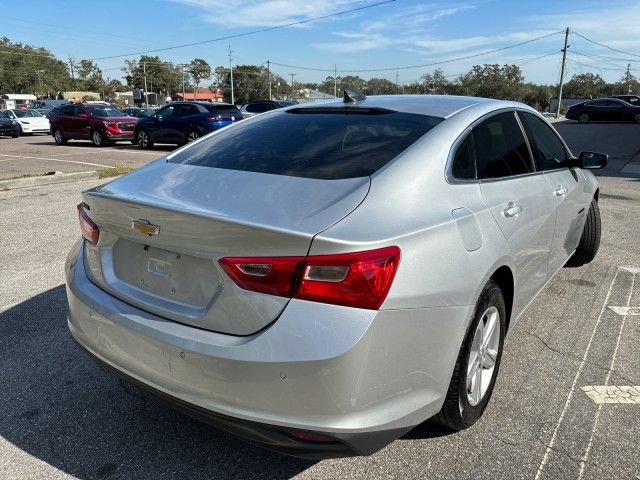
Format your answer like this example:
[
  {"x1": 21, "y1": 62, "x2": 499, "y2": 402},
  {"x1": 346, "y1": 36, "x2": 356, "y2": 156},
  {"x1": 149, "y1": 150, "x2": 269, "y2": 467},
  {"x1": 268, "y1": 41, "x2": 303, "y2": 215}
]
[
  {"x1": 1, "y1": 121, "x2": 639, "y2": 479},
  {"x1": 0, "y1": 134, "x2": 170, "y2": 179}
]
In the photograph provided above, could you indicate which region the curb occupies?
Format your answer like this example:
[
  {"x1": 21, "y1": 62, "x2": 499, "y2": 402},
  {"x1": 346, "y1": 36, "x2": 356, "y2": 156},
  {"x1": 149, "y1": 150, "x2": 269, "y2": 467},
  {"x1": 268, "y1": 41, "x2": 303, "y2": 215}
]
[{"x1": 0, "y1": 170, "x2": 99, "y2": 191}]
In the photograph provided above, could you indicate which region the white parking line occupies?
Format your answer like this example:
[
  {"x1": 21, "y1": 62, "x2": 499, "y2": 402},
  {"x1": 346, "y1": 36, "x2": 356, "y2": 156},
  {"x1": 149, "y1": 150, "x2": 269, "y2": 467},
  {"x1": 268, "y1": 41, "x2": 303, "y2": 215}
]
[
  {"x1": 0, "y1": 154, "x2": 111, "y2": 168},
  {"x1": 48, "y1": 145, "x2": 160, "y2": 155},
  {"x1": 581, "y1": 385, "x2": 640, "y2": 404},
  {"x1": 534, "y1": 267, "x2": 621, "y2": 480},
  {"x1": 607, "y1": 306, "x2": 640, "y2": 315},
  {"x1": 578, "y1": 272, "x2": 636, "y2": 479}
]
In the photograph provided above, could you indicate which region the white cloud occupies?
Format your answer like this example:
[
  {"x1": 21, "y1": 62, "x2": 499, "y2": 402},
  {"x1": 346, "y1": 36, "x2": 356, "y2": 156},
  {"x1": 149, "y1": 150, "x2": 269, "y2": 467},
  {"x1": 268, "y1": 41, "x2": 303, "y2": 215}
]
[{"x1": 171, "y1": 0, "x2": 372, "y2": 28}]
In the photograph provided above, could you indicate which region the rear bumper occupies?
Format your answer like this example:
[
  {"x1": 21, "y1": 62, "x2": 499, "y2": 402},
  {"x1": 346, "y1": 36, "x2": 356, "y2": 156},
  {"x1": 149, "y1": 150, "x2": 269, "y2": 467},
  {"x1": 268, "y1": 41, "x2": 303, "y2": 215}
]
[{"x1": 65, "y1": 240, "x2": 471, "y2": 457}]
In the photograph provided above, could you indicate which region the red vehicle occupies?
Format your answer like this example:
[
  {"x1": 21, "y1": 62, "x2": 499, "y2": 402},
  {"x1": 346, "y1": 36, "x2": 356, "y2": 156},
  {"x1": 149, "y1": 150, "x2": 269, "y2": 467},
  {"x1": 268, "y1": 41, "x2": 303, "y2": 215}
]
[{"x1": 49, "y1": 103, "x2": 137, "y2": 146}]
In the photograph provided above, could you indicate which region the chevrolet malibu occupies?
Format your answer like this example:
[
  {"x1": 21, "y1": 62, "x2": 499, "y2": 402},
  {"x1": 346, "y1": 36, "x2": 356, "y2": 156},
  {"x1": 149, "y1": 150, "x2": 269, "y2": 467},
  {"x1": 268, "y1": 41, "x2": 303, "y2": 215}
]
[{"x1": 66, "y1": 93, "x2": 606, "y2": 458}]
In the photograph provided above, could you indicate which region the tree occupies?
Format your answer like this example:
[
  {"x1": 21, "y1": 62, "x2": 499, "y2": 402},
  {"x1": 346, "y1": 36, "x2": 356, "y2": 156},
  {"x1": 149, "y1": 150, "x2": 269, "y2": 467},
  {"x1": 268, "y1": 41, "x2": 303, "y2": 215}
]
[
  {"x1": 456, "y1": 64, "x2": 525, "y2": 100},
  {"x1": 189, "y1": 58, "x2": 211, "y2": 94},
  {"x1": 212, "y1": 64, "x2": 288, "y2": 103},
  {"x1": 76, "y1": 59, "x2": 104, "y2": 92},
  {"x1": 563, "y1": 73, "x2": 607, "y2": 98},
  {"x1": 365, "y1": 78, "x2": 399, "y2": 95},
  {"x1": 613, "y1": 70, "x2": 640, "y2": 95},
  {"x1": 123, "y1": 55, "x2": 183, "y2": 95},
  {"x1": 0, "y1": 37, "x2": 71, "y2": 96},
  {"x1": 421, "y1": 68, "x2": 452, "y2": 94}
]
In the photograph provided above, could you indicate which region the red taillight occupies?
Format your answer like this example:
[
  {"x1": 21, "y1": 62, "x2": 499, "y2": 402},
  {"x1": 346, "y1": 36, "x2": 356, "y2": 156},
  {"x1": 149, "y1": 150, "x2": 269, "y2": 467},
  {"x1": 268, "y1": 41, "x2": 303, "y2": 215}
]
[
  {"x1": 77, "y1": 204, "x2": 99, "y2": 244},
  {"x1": 219, "y1": 246, "x2": 400, "y2": 310}
]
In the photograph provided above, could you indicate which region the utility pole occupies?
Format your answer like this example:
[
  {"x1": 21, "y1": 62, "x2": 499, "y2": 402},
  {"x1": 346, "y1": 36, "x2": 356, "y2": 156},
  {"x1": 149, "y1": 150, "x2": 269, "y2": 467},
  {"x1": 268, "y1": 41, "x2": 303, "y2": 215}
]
[
  {"x1": 267, "y1": 60, "x2": 272, "y2": 100},
  {"x1": 556, "y1": 27, "x2": 570, "y2": 119},
  {"x1": 143, "y1": 61, "x2": 148, "y2": 108},
  {"x1": 228, "y1": 45, "x2": 235, "y2": 105},
  {"x1": 334, "y1": 64, "x2": 337, "y2": 98},
  {"x1": 289, "y1": 73, "x2": 296, "y2": 100},
  {"x1": 627, "y1": 63, "x2": 632, "y2": 94},
  {"x1": 181, "y1": 64, "x2": 186, "y2": 101},
  {"x1": 68, "y1": 58, "x2": 76, "y2": 88}
]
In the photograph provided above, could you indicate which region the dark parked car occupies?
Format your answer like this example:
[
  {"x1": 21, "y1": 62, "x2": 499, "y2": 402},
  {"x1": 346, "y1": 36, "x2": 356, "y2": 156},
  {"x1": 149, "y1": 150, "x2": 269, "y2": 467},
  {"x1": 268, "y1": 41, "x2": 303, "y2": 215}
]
[
  {"x1": 134, "y1": 101, "x2": 242, "y2": 149},
  {"x1": 566, "y1": 98, "x2": 640, "y2": 123},
  {"x1": 49, "y1": 104, "x2": 137, "y2": 146},
  {"x1": 609, "y1": 94, "x2": 640, "y2": 106},
  {"x1": 122, "y1": 107, "x2": 155, "y2": 118},
  {"x1": 239, "y1": 100, "x2": 297, "y2": 118},
  {"x1": 0, "y1": 110, "x2": 20, "y2": 138}
]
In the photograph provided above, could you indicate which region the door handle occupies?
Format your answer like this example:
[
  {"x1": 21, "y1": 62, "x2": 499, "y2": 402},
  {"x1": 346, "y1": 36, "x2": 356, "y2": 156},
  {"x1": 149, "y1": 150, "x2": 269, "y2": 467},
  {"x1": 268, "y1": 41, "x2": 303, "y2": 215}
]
[
  {"x1": 554, "y1": 186, "x2": 568, "y2": 196},
  {"x1": 502, "y1": 201, "x2": 522, "y2": 218}
]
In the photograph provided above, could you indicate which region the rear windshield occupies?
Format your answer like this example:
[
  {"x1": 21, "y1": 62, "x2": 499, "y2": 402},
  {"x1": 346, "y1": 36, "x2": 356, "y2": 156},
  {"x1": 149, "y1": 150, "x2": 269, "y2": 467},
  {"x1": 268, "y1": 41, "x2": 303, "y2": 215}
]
[
  {"x1": 168, "y1": 109, "x2": 442, "y2": 179},
  {"x1": 204, "y1": 104, "x2": 241, "y2": 114}
]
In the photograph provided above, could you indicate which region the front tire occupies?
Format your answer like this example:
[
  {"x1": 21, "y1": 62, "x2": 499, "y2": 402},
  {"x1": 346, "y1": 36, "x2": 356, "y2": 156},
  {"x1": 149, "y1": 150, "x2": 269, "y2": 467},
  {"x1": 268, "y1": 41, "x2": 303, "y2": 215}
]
[
  {"x1": 434, "y1": 280, "x2": 506, "y2": 430},
  {"x1": 566, "y1": 199, "x2": 601, "y2": 267}
]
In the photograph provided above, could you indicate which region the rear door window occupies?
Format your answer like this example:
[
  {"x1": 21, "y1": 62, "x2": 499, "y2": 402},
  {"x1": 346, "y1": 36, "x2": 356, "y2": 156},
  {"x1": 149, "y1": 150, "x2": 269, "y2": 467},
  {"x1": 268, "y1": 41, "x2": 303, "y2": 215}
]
[
  {"x1": 168, "y1": 108, "x2": 442, "y2": 179},
  {"x1": 473, "y1": 111, "x2": 532, "y2": 179},
  {"x1": 451, "y1": 133, "x2": 476, "y2": 179},
  {"x1": 518, "y1": 112, "x2": 568, "y2": 171}
]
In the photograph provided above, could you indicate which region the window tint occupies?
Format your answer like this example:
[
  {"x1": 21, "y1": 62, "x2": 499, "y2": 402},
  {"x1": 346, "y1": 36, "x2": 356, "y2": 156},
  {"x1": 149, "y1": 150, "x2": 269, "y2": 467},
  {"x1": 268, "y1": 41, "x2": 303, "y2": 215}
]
[
  {"x1": 246, "y1": 102, "x2": 268, "y2": 113},
  {"x1": 451, "y1": 133, "x2": 475, "y2": 179},
  {"x1": 519, "y1": 112, "x2": 568, "y2": 171},
  {"x1": 590, "y1": 100, "x2": 607, "y2": 107},
  {"x1": 204, "y1": 104, "x2": 240, "y2": 114},
  {"x1": 173, "y1": 104, "x2": 196, "y2": 116},
  {"x1": 168, "y1": 109, "x2": 442, "y2": 179},
  {"x1": 156, "y1": 105, "x2": 174, "y2": 118},
  {"x1": 473, "y1": 111, "x2": 532, "y2": 179},
  {"x1": 61, "y1": 105, "x2": 76, "y2": 116}
]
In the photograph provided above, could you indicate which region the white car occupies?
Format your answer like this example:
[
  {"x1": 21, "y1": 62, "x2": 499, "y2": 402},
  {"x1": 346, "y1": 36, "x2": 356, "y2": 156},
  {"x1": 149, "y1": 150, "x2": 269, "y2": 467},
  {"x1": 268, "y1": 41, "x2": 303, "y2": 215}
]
[{"x1": 4, "y1": 109, "x2": 50, "y2": 134}]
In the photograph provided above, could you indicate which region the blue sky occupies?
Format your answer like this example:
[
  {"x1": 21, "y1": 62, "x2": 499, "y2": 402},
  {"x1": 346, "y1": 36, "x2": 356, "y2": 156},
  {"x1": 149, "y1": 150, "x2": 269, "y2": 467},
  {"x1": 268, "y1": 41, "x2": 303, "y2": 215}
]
[{"x1": 3, "y1": 0, "x2": 639, "y2": 85}]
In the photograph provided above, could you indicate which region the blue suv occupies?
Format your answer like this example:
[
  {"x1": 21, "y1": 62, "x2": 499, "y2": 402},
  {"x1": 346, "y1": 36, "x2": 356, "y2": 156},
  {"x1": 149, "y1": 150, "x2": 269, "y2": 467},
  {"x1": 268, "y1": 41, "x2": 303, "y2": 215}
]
[{"x1": 134, "y1": 101, "x2": 243, "y2": 149}]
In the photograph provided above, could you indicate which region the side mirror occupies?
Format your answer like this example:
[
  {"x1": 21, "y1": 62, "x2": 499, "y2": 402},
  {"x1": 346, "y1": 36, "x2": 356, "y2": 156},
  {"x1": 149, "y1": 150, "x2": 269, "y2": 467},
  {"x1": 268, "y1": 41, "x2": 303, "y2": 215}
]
[
  {"x1": 78, "y1": 112, "x2": 89, "y2": 118},
  {"x1": 578, "y1": 151, "x2": 608, "y2": 169}
]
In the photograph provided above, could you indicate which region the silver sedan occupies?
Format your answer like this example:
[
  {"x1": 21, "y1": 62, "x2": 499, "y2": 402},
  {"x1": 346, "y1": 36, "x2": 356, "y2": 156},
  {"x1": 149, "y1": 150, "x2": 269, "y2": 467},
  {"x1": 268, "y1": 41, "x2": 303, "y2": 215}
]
[{"x1": 66, "y1": 93, "x2": 605, "y2": 458}]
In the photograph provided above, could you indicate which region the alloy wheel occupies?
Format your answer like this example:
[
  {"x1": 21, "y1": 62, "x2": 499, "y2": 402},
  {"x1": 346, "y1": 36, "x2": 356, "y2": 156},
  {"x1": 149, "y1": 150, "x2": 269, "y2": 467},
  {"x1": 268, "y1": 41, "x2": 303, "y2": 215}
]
[
  {"x1": 92, "y1": 131, "x2": 103, "y2": 146},
  {"x1": 466, "y1": 306, "x2": 500, "y2": 406},
  {"x1": 187, "y1": 131, "x2": 200, "y2": 142},
  {"x1": 54, "y1": 129, "x2": 63, "y2": 144},
  {"x1": 138, "y1": 131, "x2": 148, "y2": 148}
]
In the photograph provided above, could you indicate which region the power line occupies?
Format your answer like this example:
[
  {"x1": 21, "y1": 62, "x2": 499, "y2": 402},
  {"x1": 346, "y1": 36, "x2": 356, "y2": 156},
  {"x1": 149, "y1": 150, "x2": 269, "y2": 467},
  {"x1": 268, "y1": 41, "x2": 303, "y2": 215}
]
[
  {"x1": 88, "y1": 0, "x2": 396, "y2": 61},
  {"x1": 270, "y1": 30, "x2": 564, "y2": 73},
  {"x1": 566, "y1": 58, "x2": 623, "y2": 72},
  {"x1": 571, "y1": 31, "x2": 640, "y2": 59}
]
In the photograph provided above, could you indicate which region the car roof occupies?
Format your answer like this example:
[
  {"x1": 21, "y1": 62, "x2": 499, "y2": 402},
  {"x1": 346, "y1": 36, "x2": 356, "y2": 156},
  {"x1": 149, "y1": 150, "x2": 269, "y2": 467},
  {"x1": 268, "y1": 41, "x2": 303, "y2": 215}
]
[
  {"x1": 171, "y1": 101, "x2": 235, "y2": 107},
  {"x1": 286, "y1": 94, "x2": 514, "y2": 119}
]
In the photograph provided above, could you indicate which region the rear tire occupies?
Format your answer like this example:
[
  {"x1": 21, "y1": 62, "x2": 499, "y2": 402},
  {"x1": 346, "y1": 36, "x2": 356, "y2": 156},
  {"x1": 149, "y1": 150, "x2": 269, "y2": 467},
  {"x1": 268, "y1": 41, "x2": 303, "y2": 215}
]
[
  {"x1": 52, "y1": 127, "x2": 67, "y2": 145},
  {"x1": 185, "y1": 129, "x2": 200, "y2": 143},
  {"x1": 434, "y1": 280, "x2": 506, "y2": 430},
  {"x1": 566, "y1": 199, "x2": 601, "y2": 267},
  {"x1": 11, "y1": 134, "x2": 19, "y2": 138},
  {"x1": 578, "y1": 113, "x2": 590, "y2": 124},
  {"x1": 136, "y1": 129, "x2": 153, "y2": 150}
]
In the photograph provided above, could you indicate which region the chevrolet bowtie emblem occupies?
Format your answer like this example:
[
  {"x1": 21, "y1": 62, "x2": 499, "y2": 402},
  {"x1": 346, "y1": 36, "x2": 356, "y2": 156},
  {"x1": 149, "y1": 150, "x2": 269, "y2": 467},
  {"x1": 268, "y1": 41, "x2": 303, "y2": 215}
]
[{"x1": 132, "y1": 219, "x2": 160, "y2": 236}]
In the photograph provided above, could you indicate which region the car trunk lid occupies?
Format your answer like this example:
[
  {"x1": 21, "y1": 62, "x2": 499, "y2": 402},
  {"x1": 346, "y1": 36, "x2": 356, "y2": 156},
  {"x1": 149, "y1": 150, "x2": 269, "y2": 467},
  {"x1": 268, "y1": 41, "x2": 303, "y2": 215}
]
[{"x1": 80, "y1": 160, "x2": 369, "y2": 335}]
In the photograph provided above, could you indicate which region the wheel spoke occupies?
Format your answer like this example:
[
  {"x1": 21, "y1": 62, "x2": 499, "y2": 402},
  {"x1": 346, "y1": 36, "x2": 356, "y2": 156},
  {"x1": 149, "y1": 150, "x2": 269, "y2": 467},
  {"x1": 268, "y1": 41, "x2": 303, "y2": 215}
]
[
  {"x1": 482, "y1": 310, "x2": 497, "y2": 350},
  {"x1": 474, "y1": 364, "x2": 482, "y2": 404},
  {"x1": 483, "y1": 348, "x2": 497, "y2": 369}
]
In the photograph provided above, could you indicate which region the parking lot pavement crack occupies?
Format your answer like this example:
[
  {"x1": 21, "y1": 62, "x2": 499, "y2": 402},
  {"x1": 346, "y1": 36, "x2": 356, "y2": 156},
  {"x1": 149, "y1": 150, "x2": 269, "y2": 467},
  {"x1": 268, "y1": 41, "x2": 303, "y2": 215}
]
[
  {"x1": 521, "y1": 330, "x2": 638, "y2": 385},
  {"x1": 534, "y1": 438, "x2": 599, "y2": 469}
]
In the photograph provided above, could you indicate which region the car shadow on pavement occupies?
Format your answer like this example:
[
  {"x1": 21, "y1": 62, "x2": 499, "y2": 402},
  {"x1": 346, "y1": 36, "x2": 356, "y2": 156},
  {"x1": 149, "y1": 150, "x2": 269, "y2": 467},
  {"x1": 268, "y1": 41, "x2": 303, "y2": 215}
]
[
  {"x1": 28, "y1": 140, "x2": 176, "y2": 152},
  {"x1": 0, "y1": 286, "x2": 314, "y2": 479}
]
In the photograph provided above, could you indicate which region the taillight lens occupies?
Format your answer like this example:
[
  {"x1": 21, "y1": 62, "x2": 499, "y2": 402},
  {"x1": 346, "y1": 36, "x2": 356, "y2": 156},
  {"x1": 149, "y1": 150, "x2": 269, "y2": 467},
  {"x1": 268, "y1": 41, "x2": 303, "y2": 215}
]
[
  {"x1": 77, "y1": 203, "x2": 99, "y2": 244},
  {"x1": 219, "y1": 246, "x2": 400, "y2": 310}
]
